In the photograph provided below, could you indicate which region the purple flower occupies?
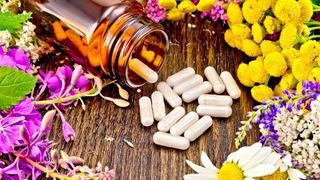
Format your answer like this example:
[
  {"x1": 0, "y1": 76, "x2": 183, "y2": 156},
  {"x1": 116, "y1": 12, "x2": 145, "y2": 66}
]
[
  {"x1": 0, "y1": 47, "x2": 30, "y2": 73},
  {"x1": 62, "y1": 121, "x2": 75, "y2": 142},
  {"x1": 200, "y1": 1, "x2": 228, "y2": 23},
  {"x1": 146, "y1": 0, "x2": 166, "y2": 23}
]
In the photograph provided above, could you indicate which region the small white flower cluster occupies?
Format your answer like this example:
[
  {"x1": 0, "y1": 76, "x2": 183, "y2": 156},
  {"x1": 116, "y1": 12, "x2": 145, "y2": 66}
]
[{"x1": 273, "y1": 96, "x2": 320, "y2": 178}]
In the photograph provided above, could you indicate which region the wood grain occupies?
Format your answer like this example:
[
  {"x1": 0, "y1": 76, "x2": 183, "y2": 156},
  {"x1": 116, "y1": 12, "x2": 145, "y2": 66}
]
[{"x1": 49, "y1": 16, "x2": 260, "y2": 180}]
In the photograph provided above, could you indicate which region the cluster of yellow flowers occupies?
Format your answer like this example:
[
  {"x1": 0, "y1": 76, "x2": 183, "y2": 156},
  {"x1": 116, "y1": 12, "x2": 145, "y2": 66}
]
[
  {"x1": 225, "y1": 0, "x2": 320, "y2": 102},
  {"x1": 157, "y1": 0, "x2": 215, "y2": 20}
]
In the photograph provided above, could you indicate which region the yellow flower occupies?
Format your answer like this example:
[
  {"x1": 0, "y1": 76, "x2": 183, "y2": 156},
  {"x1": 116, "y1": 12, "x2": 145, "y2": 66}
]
[
  {"x1": 251, "y1": 85, "x2": 274, "y2": 102},
  {"x1": 242, "y1": 39, "x2": 262, "y2": 57},
  {"x1": 297, "y1": 0, "x2": 313, "y2": 23},
  {"x1": 299, "y1": 40, "x2": 320, "y2": 65},
  {"x1": 297, "y1": 24, "x2": 311, "y2": 37},
  {"x1": 231, "y1": 24, "x2": 252, "y2": 39},
  {"x1": 281, "y1": 48, "x2": 300, "y2": 68},
  {"x1": 262, "y1": 169, "x2": 289, "y2": 180},
  {"x1": 242, "y1": 0, "x2": 264, "y2": 24},
  {"x1": 252, "y1": 23, "x2": 265, "y2": 43},
  {"x1": 264, "y1": 52, "x2": 287, "y2": 77},
  {"x1": 224, "y1": 29, "x2": 236, "y2": 48},
  {"x1": 234, "y1": 38, "x2": 244, "y2": 50},
  {"x1": 292, "y1": 58, "x2": 312, "y2": 81},
  {"x1": 308, "y1": 67, "x2": 320, "y2": 81},
  {"x1": 227, "y1": 3, "x2": 243, "y2": 25},
  {"x1": 257, "y1": 0, "x2": 273, "y2": 11},
  {"x1": 296, "y1": 81, "x2": 303, "y2": 93},
  {"x1": 178, "y1": 0, "x2": 196, "y2": 13},
  {"x1": 249, "y1": 57, "x2": 269, "y2": 83},
  {"x1": 279, "y1": 71, "x2": 297, "y2": 90},
  {"x1": 279, "y1": 23, "x2": 297, "y2": 49},
  {"x1": 166, "y1": 8, "x2": 185, "y2": 21},
  {"x1": 237, "y1": 63, "x2": 255, "y2": 87},
  {"x1": 263, "y1": 16, "x2": 281, "y2": 34},
  {"x1": 273, "y1": 0, "x2": 301, "y2": 23},
  {"x1": 260, "y1": 40, "x2": 281, "y2": 57},
  {"x1": 158, "y1": 0, "x2": 177, "y2": 9},
  {"x1": 274, "y1": 84, "x2": 286, "y2": 97},
  {"x1": 196, "y1": 0, "x2": 215, "y2": 12}
]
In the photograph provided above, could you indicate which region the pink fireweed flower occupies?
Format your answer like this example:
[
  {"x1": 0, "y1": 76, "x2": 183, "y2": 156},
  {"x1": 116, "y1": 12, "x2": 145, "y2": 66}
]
[{"x1": 146, "y1": 0, "x2": 166, "y2": 23}]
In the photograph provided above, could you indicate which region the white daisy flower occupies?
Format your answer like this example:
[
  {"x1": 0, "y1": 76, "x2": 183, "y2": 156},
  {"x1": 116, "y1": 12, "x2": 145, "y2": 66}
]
[{"x1": 184, "y1": 143, "x2": 280, "y2": 180}]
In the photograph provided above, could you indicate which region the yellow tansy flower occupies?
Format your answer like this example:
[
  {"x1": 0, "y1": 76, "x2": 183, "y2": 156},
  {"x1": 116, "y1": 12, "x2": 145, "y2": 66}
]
[
  {"x1": 308, "y1": 67, "x2": 320, "y2": 81},
  {"x1": 264, "y1": 52, "x2": 287, "y2": 77},
  {"x1": 299, "y1": 40, "x2": 320, "y2": 65},
  {"x1": 263, "y1": 16, "x2": 281, "y2": 34},
  {"x1": 292, "y1": 58, "x2": 312, "y2": 81},
  {"x1": 224, "y1": 29, "x2": 236, "y2": 48},
  {"x1": 242, "y1": 39, "x2": 262, "y2": 57},
  {"x1": 249, "y1": 57, "x2": 269, "y2": 83},
  {"x1": 227, "y1": 3, "x2": 243, "y2": 25},
  {"x1": 251, "y1": 85, "x2": 274, "y2": 102},
  {"x1": 297, "y1": 0, "x2": 313, "y2": 23},
  {"x1": 279, "y1": 71, "x2": 297, "y2": 90},
  {"x1": 274, "y1": 84, "x2": 286, "y2": 97},
  {"x1": 242, "y1": 0, "x2": 264, "y2": 24},
  {"x1": 260, "y1": 40, "x2": 281, "y2": 57},
  {"x1": 257, "y1": 0, "x2": 273, "y2": 11},
  {"x1": 231, "y1": 24, "x2": 252, "y2": 39},
  {"x1": 252, "y1": 23, "x2": 265, "y2": 43},
  {"x1": 280, "y1": 23, "x2": 297, "y2": 49},
  {"x1": 158, "y1": 0, "x2": 177, "y2": 9},
  {"x1": 296, "y1": 81, "x2": 303, "y2": 93},
  {"x1": 234, "y1": 38, "x2": 244, "y2": 50},
  {"x1": 196, "y1": 0, "x2": 216, "y2": 12},
  {"x1": 166, "y1": 8, "x2": 185, "y2": 21},
  {"x1": 178, "y1": 0, "x2": 196, "y2": 13},
  {"x1": 237, "y1": 63, "x2": 255, "y2": 87},
  {"x1": 281, "y1": 48, "x2": 300, "y2": 68},
  {"x1": 274, "y1": 0, "x2": 301, "y2": 23},
  {"x1": 297, "y1": 24, "x2": 311, "y2": 37}
]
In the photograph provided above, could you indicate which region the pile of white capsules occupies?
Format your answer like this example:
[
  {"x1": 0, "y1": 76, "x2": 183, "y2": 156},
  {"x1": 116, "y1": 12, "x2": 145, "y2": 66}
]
[{"x1": 139, "y1": 66, "x2": 241, "y2": 150}]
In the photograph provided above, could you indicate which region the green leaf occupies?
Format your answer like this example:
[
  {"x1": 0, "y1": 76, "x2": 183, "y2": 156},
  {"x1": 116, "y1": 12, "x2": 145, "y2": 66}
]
[
  {"x1": 0, "y1": 66, "x2": 36, "y2": 110},
  {"x1": 312, "y1": 0, "x2": 320, "y2": 5},
  {"x1": 0, "y1": 11, "x2": 32, "y2": 33}
]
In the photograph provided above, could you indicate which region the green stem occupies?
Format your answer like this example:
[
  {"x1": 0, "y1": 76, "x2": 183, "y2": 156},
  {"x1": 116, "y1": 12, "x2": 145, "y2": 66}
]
[
  {"x1": 33, "y1": 88, "x2": 97, "y2": 105},
  {"x1": 264, "y1": 75, "x2": 271, "y2": 86},
  {"x1": 309, "y1": 26, "x2": 320, "y2": 31},
  {"x1": 313, "y1": 4, "x2": 320, "y2": 9},
  {"x1": 305, "y1": 21, "x2": 320, "y2": 26},
  {"x1": 313, "y1": 9, "x2": 320, "y2": 12},
  {"x1": 307, "y1": 34, "x2": 320, "y2": 40},
  {"x1": 12, "y1": 150, "x2": 76, "y2": 180}
]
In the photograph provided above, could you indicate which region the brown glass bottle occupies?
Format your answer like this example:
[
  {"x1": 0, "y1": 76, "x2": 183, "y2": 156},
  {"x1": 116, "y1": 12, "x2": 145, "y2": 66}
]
[{"x1": 22, "y1": 0, "x2": 169, "y2": 88}]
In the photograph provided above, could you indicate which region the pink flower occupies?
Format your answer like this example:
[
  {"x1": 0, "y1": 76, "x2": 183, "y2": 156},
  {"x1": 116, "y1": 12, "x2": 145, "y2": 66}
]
[{"x1": 62, "y1": 121, "x2": 75, "y2": 142}]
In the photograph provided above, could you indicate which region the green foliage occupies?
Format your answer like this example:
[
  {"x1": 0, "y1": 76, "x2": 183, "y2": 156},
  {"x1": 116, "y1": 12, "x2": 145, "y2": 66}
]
[{"x1": 0, "y1": 11, "x2": 32, "y2": 33}]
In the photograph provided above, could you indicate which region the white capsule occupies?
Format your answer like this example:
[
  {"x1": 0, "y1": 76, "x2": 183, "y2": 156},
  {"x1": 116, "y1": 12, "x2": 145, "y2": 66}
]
[
  {"x1": 139, "y1": 96, "x2": 154, "y2": 127},
  {"x1": 220, "y1": 71, "x2": 241, "y2": 99},
  {"x1": 204, "y1": 66, "x2": 225, "y2": 94},
  {"x1": 129, "y1": 58, "x2": 158, "y2": 83},
  {"x1": 173, "y1": 74, "x2": 203, "y2": 95},
  {"x1": 166, "y1": 67, "x2": 195, "y2": 87},
  {"x1": 153, "y1": 132, "x2": 190, "y2": 150},
  {"x1": 182, "y1": 81, "x2": 212, "y2": 103},
  {"x1": 157, "y1": 82, "x2": 182, "y2": 108},
  {"x1": 198, "y1": 94, "x2": 233, "y2": 106},
  {"x1": 151, "y1": 91, "x2": 166, "y2": 121},
  {"x1": 184, "y1": 116, "x2": 213, "y2": 142},
  {"x1": 170, "y1": 112, "x2": 199, "y2": 136},
  {"x1": 196, "y1": 105, "x2": 232, "y2": 118},
  {"x1": 157, "y1": 106, "x2": 186, "y2": 132}
]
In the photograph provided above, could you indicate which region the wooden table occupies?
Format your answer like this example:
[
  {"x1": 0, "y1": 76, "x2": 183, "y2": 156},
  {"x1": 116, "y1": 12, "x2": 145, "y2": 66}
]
[{"x1": 49, "y1": 17, "x2": 260, "y2": 180}]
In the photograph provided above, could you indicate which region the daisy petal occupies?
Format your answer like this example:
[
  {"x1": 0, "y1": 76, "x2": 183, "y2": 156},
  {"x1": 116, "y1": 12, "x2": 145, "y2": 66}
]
[
  {"x1": 237, "y1": 143, "x2": 262, "y2": 168},
  {"x1": 201, "y1": 151, "x2": 219, "y2": 172},
  {"x1": 232, "y1": 146, "x2": 250, "y2": 163},
  {"x1": 244, "y1": 164, "x2": 277, "y2": 177},
  {"x1": 226, "y1": 151, "x2": 237, "y2": 162},
  {"x1": 186, "y1": 160, "x2": 213, "y2": 174},
  {"x1": 242, "y1": 147, "x2": 272, "y2": 171},
  {"x1": 263, "y1": 152, "x2": 281, "y2": 166},
  {"x1": 287, "y1": 168, "x2": 306, "y2": 180},
  {"x1": 183, "y1": 174, "x2": 218, "y2": 180}
]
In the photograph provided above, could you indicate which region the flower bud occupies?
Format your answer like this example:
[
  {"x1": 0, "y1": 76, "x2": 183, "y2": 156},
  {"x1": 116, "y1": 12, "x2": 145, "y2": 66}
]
[
  {"x1": 70, "y1": 65, "x2": 83, "y2": 86},
  {"x1": 69, "y1": 156, "x2": 85, "y2": 165},
  {"x1": 20, "y1": 125, "x2": 30, "y2": 145},
  {"x1": 50, "y1": 149, "x2": 60, "y2": 164},
  {"x1": 40, "y1": 110, "x2": 56, "y2": 132}
]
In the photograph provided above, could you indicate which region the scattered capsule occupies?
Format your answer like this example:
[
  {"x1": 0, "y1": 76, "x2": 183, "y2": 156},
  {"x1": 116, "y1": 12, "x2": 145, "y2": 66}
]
[
  {"x1": 182, "y1": 81, "x2": 213, "y2": 103},
  {"x1": 184, "y1": 116, "x2": 213, "y2": 142},
  {"x1": 166, "y1": 67, "x2": 195, "y2": 87},
  {"x1": 220, "y1": 71, "x2": 241, "y2": 99},
  {"x1": 196, "y1": 105, "x2": 232, "y2": 118},
  {"x1": 151, "y1": 91, "x2": 166, "y2": 121},
  {"x1": 157, "y1": 82, "x2": 182, "y2": 108},
  {"x1": 153, "y1": 132, "x2": 190, "y2": 150},
  {"x1": 129, "y1": 58, "x2": 158, "y2": 83},
  {"x1": 198, "y1": 94, "x2": 233, "y2": 106},
  {"x1": 170, "y1": 112, "x2": 199, "y2": 136},
  {"x1": 173, "y1": 74, "x2": 203, "y2": 95},
  {"x1": 139, "y1": 96, "x2": 154, "y2": 127},
  {"x1": 204, "y1": 66, "x2": 225, "y2": 94},
  {"x1": 157, "y1": 106, "x2": 186, "y2": 132}
]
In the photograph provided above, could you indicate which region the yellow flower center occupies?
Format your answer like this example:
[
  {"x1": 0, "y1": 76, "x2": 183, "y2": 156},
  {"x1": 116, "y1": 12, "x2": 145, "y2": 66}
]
[
  {"x1": 262, "y1": 169, "x2": 288, "y2": 180},
  {"x1": 218, "y1": 162, "x2": 244, "y2": 180}
]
